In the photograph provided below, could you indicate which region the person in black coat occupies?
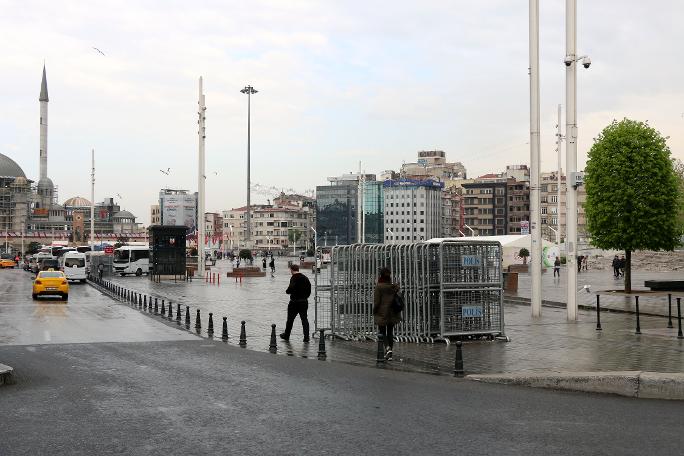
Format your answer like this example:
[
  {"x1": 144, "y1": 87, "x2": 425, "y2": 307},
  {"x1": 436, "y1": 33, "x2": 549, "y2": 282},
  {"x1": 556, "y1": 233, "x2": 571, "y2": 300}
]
[{"x1": 280, "y1": 264, "x2": 311, "y2": 342}]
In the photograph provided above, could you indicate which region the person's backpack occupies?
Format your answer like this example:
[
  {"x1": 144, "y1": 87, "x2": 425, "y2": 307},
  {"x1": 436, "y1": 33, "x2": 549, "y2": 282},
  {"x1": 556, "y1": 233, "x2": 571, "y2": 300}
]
[{"x1": 391, "y1": 290, "x2": 405, "y2": 313}]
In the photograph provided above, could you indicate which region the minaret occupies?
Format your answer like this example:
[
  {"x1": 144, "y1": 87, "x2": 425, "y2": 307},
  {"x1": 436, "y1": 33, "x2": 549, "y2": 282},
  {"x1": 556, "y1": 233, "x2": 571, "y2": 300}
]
[{"x1": 39, "y1": 65, "x2": 49, "y2": 180}]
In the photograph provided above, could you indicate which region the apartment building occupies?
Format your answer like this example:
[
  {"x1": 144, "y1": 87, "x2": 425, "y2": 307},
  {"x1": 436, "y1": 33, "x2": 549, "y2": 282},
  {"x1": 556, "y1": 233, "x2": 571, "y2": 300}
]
[
  {"x1": 383, "y1": 179, "x2": 443, "y2": 243},
  {"x1": 462, "y1": 176, "x2": 509, "y2": 236}
]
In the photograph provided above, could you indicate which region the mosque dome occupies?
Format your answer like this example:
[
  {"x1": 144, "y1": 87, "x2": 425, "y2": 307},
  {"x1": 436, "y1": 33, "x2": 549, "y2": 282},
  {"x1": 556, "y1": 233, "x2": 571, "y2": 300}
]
[
  {"x1": 64, "y1": 196, "x2": 92, "y2": 207},
  {"x1": 13, "y1": 176, "x2": 28, "y2": 185},
  {"x1": 37, "y1": 176, "x2": 54, "y2": 191},
  {"x1": 0, "y1": 153, "x2": 26, "y2": 178},
  {"x1": 113, "y1": 210, "x2": 135, "y2": 220}
]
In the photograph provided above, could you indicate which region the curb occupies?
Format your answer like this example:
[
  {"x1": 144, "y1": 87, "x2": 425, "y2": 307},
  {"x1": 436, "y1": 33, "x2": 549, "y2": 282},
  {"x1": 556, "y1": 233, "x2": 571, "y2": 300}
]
[
  {"x1": 466, "y1": 371, "x2": 684, "y2": 400},
  {"x1": 0, "y1": 363, "x2": 14, "y2": 386}
]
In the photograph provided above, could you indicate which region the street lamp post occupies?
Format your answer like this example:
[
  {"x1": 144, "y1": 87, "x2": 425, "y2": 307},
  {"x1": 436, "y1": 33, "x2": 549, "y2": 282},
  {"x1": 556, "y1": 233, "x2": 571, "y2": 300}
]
[
  {"x1": 240, "y1": 85, "x2": 258, "y2": 249},
  {"x1": 529, "y1": 0, "x2": 542, "y2": 318},
  {"x1": 310, "y1": 227, "x2": 317, "y2": 253}
]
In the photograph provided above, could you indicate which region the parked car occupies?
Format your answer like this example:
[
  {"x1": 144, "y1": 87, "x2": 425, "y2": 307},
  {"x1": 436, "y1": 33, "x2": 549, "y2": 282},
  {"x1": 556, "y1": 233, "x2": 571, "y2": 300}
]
[
  {"x1": 39, "y1": 258, "x2": 60, "y2": 272},
  {"x1": 0, "y1": 258, "x2": 17, "y2": 268}
]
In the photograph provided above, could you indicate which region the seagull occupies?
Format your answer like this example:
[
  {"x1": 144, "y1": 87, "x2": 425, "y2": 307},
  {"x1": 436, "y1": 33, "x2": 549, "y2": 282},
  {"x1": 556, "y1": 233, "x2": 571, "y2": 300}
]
[
  {"x1": 160, "y1": 168, "x2": 170, "y2": 175},
  {"x1": 92, "y1": 47, "x2": 106, "y2": 56},
  {"x1": 116, "y1": 193, "x2": 122, "y2": 199},
  {"x1": 213, "y1": 171, "x2": 218, "y2": 176}
]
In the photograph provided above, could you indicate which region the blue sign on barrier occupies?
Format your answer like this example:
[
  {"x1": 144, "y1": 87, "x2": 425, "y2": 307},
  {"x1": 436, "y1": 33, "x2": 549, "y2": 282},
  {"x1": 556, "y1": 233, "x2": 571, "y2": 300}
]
[
  {"x1": 462, "y1": 255, "x2": 481, "y2": 267},
  {"x1": 462, "y1": 306, "x2": 483, "y2": 318}
]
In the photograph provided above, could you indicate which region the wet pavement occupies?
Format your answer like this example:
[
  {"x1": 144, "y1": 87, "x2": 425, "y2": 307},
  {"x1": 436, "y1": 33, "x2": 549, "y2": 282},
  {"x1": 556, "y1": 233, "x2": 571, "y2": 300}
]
[
  {"x1": 511, "y1": 268, "x2": 684, "y2": 317},
  {"x1": 0, "y1": 268, "x2": 197, "y2": 345},
  {"x1": 96, "y1": 258, "x2": 684, "y2": 376}
]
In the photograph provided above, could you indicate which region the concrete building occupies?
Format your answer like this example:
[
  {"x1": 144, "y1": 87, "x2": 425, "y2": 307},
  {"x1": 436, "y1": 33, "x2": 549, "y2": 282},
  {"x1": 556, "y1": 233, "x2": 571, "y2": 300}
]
[
  {"x1": 383, "y1": 179, "x2": 443, "y2": 243},
  {"x1": 401, "y1": 150, "x2": 467, "y2": 180},
  {"x1": 441, "y1": 185, "x2": 463, "y2": 237},
  {"x1": 462, "y1": 175, "x2": 509, "y2": 236},
  {"x1": 150, "y1": 205, "x2": 161, "y2": 225},
  {"x1": 540, "y1": 171, "x2": 587, "y2": 244},
  {"x1": 204, "y1": 212, "x2": 223, "y2": 253},
  {"x1": 507, "y1": 180, "x2": 530, "y2": 235}
]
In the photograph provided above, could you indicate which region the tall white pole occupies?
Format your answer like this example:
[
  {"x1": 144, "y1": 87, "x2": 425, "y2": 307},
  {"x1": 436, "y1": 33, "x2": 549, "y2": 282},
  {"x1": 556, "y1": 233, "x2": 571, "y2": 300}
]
[
  {"x1": 198, "y1": 77, "x2": 206, "y2": 278},
  {"x1": 529, "y1": 0, "x2": 542, "y2": 317},
  {"x1": 556, "y1": 105, "x2": 562, "y2": 247},
  {"x1": 566, "y1": 0, "x2": 578, "y2": 320},
  {"x1": 90, "y1": 149, "x2": 95, "y2": 250}
]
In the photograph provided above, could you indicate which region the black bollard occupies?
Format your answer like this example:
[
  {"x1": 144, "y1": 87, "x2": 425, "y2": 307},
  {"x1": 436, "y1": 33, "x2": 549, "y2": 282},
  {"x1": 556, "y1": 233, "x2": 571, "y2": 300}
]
[
  {"x1": 161, "y1": 300, "x2": 166, "y2": 317},
  {"x1": 454, "y1": 340, "x2": 465, "y2": 377},
  {"x1": 635, "y1": 296, "x2": 641, "y2": 335},
  {"x1": 239, "y1": 321, "x2": 247, "y2": 347},
  {"x1": 154, "y1": 299, "x2": 158, "y2": 315},
  {"x1": 208, "y1": 313, "x2": 214, "y2": 335},
  {"x1": 677, "y1": 298, "x2": 683, "y2": 339},
  {"x1": 221, "y1": 317, "x2": 228, "y2": 340},
  {"x1": 185, "y1": 306, "x2": 191, "y2": 328},
  {"x1": 139, "y1": 294, "x2": 143, "y2": 308},
  {"x1": 168, "y1": 302, "x2": 173, "y2": 319},
  {"x1": 176, "y1": 303, "x2": 181, "y2": 324},
  {"x1": 596, "y1": 294, "x2": 602, "y2": 331},
  {"x1": 667, "y1": 294, "x2": 673, "y2": 329},
  {"x1": 317, "y1": 329, "x2": 326, "y2": 360},
  {"x1": 138, "y1": 295, "x2": 142, "y2": 309},
  {"x1": 195, "y1": 309, "x2": 201, "y2": 329},
  {"x1": 376, "y1": 332, "x2": 385, "y2": 365},
  {"x1": 269, "y1": 324, "x2": 277, "y2": 353},
  {"x1": 144, "y1": 295, "x2": 147, "y2": 308}
]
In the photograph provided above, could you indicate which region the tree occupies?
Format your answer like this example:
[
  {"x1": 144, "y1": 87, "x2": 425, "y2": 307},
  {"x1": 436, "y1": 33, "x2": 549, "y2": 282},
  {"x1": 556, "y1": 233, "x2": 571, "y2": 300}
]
[
  {"x1": 673, "y1": 158, "x2": 684, "y2": 236},
  {"x1": 238, "y1": 249, "x2": 252, "y2": 261},
  {"x1": 584, "y1": 119, "x2": 680, "y2": 293},
  {"x1": 287, "y1": 228, "x2": 303, "y2": 247},
  {"x1": 518, "y1": 247, "x2": 530, "y2": 264},
  {"x1": 27, "y1": 242, "x2": 42, "y2": 254}
]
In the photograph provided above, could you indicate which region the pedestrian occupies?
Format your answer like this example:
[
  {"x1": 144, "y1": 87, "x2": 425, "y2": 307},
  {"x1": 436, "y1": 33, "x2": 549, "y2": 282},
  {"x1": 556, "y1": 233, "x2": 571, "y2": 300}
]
[
  {"x1": 612, "y1": 255, "x2": 620, "y2": 278},
  {"x1": 582, "y1": 255, "x2": 589, "y2": 271},
  {"x1": 97, "y1": 262, "x2": 104, "y2": 280},
  {"x1": 269, "y1": 257, "x2": 275, "y2": 273},
  {"x1": 280, "y1": 264, "x2": 311, "y2": 342},
  {"x1": 262, "y1": 257, "x2": 267, "y2": 270},
  {"x1": 577, "y1": 255, "x2": 583, "y2": 273},
  {"x1": 553, "y1": 257, "x2": 561, "y2": 277},
  {"x1": 236, "y1": 258, "x2": 241, "y2": 269},
  {"x1": 373, "y1": 267, "x2": 402, "y2": 361},
  {"x1": 619, "y1": 255, "x2": 626, "y2": 277}
]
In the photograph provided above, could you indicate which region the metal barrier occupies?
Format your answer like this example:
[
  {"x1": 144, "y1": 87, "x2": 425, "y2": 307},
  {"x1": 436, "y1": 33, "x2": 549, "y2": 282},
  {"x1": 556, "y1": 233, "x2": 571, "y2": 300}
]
[{"x1": 315, "y1": 240, "x2": 505, "y2": 341}]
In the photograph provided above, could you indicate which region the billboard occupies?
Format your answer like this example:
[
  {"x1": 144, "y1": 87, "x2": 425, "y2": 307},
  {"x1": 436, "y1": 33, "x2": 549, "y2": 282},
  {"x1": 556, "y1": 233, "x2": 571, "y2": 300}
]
[{"x1": 160, "y1": 192, "x2": 197, "y2": 233}]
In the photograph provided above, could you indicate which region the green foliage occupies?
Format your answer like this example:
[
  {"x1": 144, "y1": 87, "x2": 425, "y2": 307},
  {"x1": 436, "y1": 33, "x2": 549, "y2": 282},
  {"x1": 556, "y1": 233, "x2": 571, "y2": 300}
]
[
  {"x1": 585, "y1": 119, "x2": 680, "y2": 252},
  {"x1": 27, "y1": 242, "x2": 42, "y2": 254},
  {"x1": 287, "y1": 229, "x2": 303, "y2": 244},
  {"x1": 673, "y1": 159, "x2": 684, "y2": 237},
  {"x1": 239, "y1": 249, "x2": 252, "y2": 260},
  {"x1": 518, "y1": 248, "x2": 530, "y2": 257}
]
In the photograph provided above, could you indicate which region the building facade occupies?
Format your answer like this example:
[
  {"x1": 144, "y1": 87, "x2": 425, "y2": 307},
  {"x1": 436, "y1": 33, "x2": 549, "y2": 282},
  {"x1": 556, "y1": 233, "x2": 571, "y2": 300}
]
[
  {"x1": 159, "y1": 189, "x2": 198, "y2": 233},
  {"x1": 540, "y1": 171, "x2": 587, "y2": 244},
  {"x1": 507, "y1": 180, "x2": 530, "y2": 234},
  {"x1": 383, "y1": 179, "x2": 443, "y2": 243},
  {"x1": 401, "y1": 150, "x2": 467, "y2": 180},
  {"x1": 150, "y1": 205, "x2": 161, "y2": 225},
  {"x1": 462, "y1": 176, "x2": 509, "y2": 236},
  {"x1": 362, "y1": 180, "x2": 384, "y2": 243}
]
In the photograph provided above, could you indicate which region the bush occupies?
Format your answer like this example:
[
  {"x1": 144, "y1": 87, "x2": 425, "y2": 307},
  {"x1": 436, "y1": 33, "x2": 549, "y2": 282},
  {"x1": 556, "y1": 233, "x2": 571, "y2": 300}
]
[{"x1": 239, "y1": 249, "x2": 253, "y2": 261}]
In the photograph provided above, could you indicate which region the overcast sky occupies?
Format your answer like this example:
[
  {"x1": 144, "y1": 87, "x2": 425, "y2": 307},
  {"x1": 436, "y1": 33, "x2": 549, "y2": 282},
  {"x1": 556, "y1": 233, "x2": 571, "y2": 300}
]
[{"x1": 1, "y1": 1, "x2": 683, "y2": 225}]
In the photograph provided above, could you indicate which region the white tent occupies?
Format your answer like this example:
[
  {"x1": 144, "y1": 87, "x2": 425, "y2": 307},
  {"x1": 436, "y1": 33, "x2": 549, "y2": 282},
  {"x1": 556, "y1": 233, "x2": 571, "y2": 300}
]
[{"x1": 428, "y1": 235, "x2": 560, "y2": 268}]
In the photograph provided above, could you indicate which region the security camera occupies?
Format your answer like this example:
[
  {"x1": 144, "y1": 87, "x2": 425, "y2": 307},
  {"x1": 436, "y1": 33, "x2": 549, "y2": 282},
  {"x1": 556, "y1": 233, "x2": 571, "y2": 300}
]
[
  {"x1": 564, "y1": 56, "x2": 573, "y2": 66},
  {"x1": 582, "y1": 56, "x2": 591, "y2": 68}
]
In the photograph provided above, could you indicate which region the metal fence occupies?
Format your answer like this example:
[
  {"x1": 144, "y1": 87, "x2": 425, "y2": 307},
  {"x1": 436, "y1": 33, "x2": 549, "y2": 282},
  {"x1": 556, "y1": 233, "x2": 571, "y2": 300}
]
[{"x1": 314, "y1": 240, "x2": 505, "y2": 342}]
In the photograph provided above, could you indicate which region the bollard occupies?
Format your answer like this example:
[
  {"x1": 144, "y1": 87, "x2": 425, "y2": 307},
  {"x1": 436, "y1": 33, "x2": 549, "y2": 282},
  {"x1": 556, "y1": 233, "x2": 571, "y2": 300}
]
[
  {"x1": 317, "y1": 329, "x2": 326, "y2": 360},
  {"x1": 138, "y1": 295, "x2": 142, "y2": 309},
  {"x1": 144, "y1": 295, "x2": 147, "y2": 308},
  {"x1": 217, "y1": 275, "x2": 220, "y2": 285},
  {"x1": 221, "y1": 317, "x2": 228, "y2": 340},
  {"x1": 269, "y1": 324, "x2": 277, "y2": 353},
  {"x1": 635, "y1": 296, "x2": 641, "y2": 335},
  {"x1": 195, "y1": 309, "x2": 201, "y2": 329},
  {"x1": 167, "y1": 302, "x2": 173, "y2": 319},
  {"x1": 176, "y1": 303, "x2": 181, "y2": 324},
  {"x1": 454, "y1": 341, "x2": 465, "y2": 378},
  {"x1": 596, "y1": 294, "x2": 602, "y2": 331},
  {"x1": 154, "y1": 299, "x2": 159, "y2": 315},
  {"x1": 677, "y1": 298, "x2": 683, "y2": 339},
  {"x1": 185, "y1": 306, "x2": 190, "y2": 328},
  {"x1": 161, "y1": 300, "x2": 166, "y2": 317},
  {"x1": 376, "y1": 332, "x2": 385, "y2": 365},
  {"x1": 667, "y1": 294, "x2": 673, "y2": 329},
  {"x1": 208, "y1": 313, "x2": 214, "y2": 335},
  {"x1": 239, "y1": 321, "x2": 247, "y2": 347}
]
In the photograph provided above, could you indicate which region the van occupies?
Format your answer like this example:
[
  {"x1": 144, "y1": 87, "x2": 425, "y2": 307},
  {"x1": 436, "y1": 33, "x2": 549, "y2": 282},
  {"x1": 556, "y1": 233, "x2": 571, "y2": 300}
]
[{"x1": 60, "y1": 252, "x2": 87, "y2": 282}]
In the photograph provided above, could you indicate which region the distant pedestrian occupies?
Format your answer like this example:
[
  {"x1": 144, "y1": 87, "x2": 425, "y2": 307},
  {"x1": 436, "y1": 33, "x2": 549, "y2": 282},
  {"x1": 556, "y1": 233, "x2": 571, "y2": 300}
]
[
  {"x1": 280, "y1": 264, "x2": 311, "y2": 342},
  {"x1": 97, "y1": 263, "x2": 104, "y2": 280},
  {"x1": 269, "y1": 257, "x2": 275, "y2": 273},
  {"x1": 262, "y1": 258, "x2": 267, "y2": 270},
  {"x1": 582, "y1": 255, "x2": 589, "y2": 271},
  {"x1": 577, "y1": 255, "x2": 583, "y2": 273},
  {"x1": 373, "y1": 267, "x2": 402, "y2": 361},
  {"x1": 553, "y1": 257, "x2": 561, "y2": 277},
  {"x1": 612, "y1": 255, "x2": 620, "y2": 278},
  {"x1": 619, "y1": 255, "x2": 626, "y2": 277}
]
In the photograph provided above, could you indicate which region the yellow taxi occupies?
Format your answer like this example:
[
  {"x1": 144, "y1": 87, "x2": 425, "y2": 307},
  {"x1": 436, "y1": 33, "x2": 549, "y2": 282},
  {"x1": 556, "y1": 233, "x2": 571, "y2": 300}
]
[
  {"x1": 32, "y1": 270, "x2": 69, "y2": 300},
  {"x1": 0, "y1": 259, "x2": 17, "y2": 268}
]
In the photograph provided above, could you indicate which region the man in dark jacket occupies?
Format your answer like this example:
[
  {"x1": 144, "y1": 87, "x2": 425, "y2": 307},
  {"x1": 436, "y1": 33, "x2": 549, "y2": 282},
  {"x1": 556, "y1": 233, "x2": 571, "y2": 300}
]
[{"x1": 280, "y1": 264, "x2": 311, "y2": 342}]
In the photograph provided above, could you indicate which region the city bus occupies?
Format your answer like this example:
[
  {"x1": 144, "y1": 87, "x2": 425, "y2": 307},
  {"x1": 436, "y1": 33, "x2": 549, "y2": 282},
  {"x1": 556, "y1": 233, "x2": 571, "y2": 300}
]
[{"x1": 113, "y1": 245, "x2": 150, "y2": 276}]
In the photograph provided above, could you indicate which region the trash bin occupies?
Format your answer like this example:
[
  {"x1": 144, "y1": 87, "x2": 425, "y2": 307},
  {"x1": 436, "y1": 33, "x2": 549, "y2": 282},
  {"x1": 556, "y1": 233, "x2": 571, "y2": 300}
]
[{"x1": 503, "y1": 271, "x2": 518, "y2": 293}]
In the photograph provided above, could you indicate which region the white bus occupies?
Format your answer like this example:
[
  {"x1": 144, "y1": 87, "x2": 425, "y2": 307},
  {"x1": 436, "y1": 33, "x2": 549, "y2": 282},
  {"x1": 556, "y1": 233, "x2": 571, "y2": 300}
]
[
  {"x1": 113, "y1": 245, "x2": 150, "y2": 276},
  {"x1": 59, "y1": 251, "x2": 87, "y2": 282}
]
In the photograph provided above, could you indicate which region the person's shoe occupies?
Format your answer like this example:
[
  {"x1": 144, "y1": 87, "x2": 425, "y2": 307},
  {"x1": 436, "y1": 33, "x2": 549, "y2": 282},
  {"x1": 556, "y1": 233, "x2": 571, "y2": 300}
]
[
  {"x1": 385, "y1": 348, "x2": 393, "y2": 361},
  {"x1": 279, "y1": 333, "x2": 289, "y2": 341}
]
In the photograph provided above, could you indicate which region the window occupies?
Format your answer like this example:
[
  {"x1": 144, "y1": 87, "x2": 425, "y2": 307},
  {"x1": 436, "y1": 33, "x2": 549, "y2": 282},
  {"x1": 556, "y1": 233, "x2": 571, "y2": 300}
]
[{"x1": 550, "y1": 195, "x2": 558, "y2": 203}]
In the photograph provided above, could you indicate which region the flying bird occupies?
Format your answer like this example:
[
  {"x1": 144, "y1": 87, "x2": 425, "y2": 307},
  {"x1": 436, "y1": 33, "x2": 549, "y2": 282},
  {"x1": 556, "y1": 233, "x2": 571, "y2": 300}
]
[
  {"x1": 92, "y1": 47, "x2": 106, "y2": 56},
  {"x1": 160, "y1": 168, "x2": 170, "y2": 175},
  {"x1": 116, "y1": 193, "x2": 122, "y2": 199}
]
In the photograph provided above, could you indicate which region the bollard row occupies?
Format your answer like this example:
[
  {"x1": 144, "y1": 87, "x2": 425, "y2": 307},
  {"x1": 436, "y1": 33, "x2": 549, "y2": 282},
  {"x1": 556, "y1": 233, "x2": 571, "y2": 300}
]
[{"x1": 594, "y1": 293, "x2": 683, "y2": 338}]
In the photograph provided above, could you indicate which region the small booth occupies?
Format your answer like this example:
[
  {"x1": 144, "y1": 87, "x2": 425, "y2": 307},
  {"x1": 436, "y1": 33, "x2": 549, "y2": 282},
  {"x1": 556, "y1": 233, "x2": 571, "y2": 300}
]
[{"x1": 149, "y1": 225, "x2": 187, "y2": 282}]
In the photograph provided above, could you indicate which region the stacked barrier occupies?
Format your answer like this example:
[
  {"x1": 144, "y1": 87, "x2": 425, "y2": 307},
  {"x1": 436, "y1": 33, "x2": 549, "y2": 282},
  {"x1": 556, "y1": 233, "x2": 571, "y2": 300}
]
[{"x1": 314, "y1": 239, "x2": 505, "y2": 341}]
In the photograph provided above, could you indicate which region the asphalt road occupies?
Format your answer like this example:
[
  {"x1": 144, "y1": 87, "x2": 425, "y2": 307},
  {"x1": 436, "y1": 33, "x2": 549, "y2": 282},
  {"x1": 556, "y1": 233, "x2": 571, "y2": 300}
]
[{"x1": 1, "y1": 268, "x2": 683, "y2": 455}]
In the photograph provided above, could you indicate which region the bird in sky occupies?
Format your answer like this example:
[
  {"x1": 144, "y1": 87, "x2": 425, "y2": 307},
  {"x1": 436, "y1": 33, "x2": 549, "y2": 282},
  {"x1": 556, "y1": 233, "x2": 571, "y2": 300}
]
[
  {"x1": 92, "y1": 47, "x2": 105, "y2": 56},
  {"x1": 160, "y1": 168, "x2": 170, "y2": 175},
  {"x1": 116, "y1": 193, "x2": 122, "y2": 199}
]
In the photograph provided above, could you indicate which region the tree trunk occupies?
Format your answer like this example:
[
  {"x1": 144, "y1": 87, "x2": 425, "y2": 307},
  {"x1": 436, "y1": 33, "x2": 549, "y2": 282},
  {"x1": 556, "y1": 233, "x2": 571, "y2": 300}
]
[
  {"x1": 523, "y1": 256, "x2": 527, "y2": 265},
  {"x1": 625, "y1": 249, "x2": 632, "y2": 294}
]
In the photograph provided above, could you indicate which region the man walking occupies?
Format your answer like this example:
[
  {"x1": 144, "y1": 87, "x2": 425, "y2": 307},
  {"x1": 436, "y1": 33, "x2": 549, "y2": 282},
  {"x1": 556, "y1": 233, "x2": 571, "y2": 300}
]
[
  {"x1": 553, "y1": 257, "x2": 561, "y2": 278},
  {"x1": 280, "y1": 264, "x2": 311, "y2": 342},
  {"x1": 612, "y1": 255, "x2": 620, "y2": 278}
]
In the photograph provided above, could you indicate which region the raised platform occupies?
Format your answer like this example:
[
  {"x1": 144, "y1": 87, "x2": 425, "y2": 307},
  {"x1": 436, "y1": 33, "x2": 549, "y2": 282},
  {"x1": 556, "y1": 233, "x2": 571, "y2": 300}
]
[
  {"x1": 645, "y1": 280, "x2": 684, "y2": 291},
  {"x1": 226, "y1": 267, "x2": 266, "y2": 278},
  {"x1": 0, "y1": 363, "x2": 14, "y2": 386}
]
